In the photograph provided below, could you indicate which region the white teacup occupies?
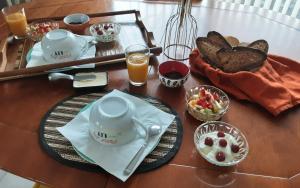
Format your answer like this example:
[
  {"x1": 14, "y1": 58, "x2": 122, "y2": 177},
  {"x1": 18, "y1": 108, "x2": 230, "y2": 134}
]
[
  {"x1": 41, "y1": 29, "x2": 88, "y2": 63},
  {"x1": 89, "y1": 96, "x2": 146, "y2": 145}
]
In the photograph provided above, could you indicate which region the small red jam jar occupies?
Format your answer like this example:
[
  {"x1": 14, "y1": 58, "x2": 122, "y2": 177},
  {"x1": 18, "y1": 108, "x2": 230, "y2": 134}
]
[{"x1": 158, "y1": 61, "x2": 190, "y2": 88}]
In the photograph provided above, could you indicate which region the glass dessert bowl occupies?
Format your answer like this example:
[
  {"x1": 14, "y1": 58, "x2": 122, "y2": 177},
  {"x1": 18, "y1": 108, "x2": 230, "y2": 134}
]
[
  {"x1": 185, "y1": 85, "x2": 229, "y2": 121},
  {"x1": 194, "y1": 121, "x2": 249, "y2": 166}
]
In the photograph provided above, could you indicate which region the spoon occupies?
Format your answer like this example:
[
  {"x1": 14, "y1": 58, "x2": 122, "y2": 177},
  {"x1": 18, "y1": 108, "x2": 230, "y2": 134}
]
[
  {"x1": 124, "y1": 124, "x2": 161, "y2": 175},
  {"x1": 48, "y1": 72, "x2": 96, "y2": 81}
]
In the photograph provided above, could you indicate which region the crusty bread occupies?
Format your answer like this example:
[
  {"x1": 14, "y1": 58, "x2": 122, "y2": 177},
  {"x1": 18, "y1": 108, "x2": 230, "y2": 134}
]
[
  {"x1": 247, "y1": 40, "x2": 269, "y2": 54},
  {"x1": 196, "y1": 37, "x2": 223, "y2": 66},
  {"x1": 207, "y1": 31, "x2": 232, "y2": 49},
  {"x1": 216, "y1": 46, "x2": 267, "y2": 73},
  {"x1": 225, "y1": 36, "x2": 240, "y2": 47}
]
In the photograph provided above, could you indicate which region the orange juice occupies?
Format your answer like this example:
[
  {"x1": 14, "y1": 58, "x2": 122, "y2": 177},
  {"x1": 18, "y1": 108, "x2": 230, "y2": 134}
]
[
  {"x1": 5, "y1": 12, "x2": 27, "y2": 37},
  {"x1": 126, "y1": 53, "x2": 149, "y2": 85}
]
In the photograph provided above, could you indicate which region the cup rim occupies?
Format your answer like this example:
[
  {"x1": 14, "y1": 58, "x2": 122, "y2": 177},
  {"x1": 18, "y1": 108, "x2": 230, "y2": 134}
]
[
  {"x1": 158, "y1": 61, "x2": 190, "y2": 80},
  {"x1": 63, "y1": 13, "x2": 90, "y2": 25},
  {"x1": 125, "y1": 44, "x2": 150, "y2": 56}
]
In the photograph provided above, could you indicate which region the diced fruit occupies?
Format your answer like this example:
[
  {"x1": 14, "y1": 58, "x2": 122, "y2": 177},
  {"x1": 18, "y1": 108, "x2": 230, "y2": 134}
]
[
  {"x1": 217, "y1": 131, "x2": 225, "y2": 137},
  {"x1": 213, "y1": 93, "x2": 220, "y2": 101},
  {"x1": 205, "y1": 95, "x2": 211, "y2": 101},
  {"x1": 219, "y1": 139, "x2": 227, "y2": 147},
  {"x1": 216, "y1": 151, "x2": 225, "y2": 161},
  {"x1": 231, "y1": 144, "x2": 240, "y2": 153},
  {"x1": 95, "y1": 26, "x2": 100, "y2": 31},
  {"x1": 200, "y1": 88, "x2": 206, "y2": 97},
  {"x1": 204, "y1": 137, "x2": 213, "y2": 146}
]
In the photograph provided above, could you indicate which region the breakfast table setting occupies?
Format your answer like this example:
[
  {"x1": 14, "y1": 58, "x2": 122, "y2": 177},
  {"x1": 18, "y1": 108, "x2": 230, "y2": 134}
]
[{"x1": 0, "y1": 0, "x2": 300, "y2": 187}]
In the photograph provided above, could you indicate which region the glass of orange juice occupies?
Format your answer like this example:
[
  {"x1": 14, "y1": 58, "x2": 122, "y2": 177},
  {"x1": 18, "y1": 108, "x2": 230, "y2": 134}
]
[
  {"x1": 125, "y1": 44, "x2": 150, "y2": 86},
  {"x1": 2, "y1": 7, "x2": 28, "y2": 39}
]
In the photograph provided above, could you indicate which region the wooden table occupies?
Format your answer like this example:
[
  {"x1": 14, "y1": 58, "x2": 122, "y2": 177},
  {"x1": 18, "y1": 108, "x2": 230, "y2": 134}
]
[{"x1": 0, "y1": 0, "x2": 300, "y2": 187}]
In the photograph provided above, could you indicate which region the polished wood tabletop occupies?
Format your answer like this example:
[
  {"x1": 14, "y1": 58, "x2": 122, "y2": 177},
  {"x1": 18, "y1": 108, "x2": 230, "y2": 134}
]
[{"x1": 0, "y1": 0, "x2": 300, "y2": 187}]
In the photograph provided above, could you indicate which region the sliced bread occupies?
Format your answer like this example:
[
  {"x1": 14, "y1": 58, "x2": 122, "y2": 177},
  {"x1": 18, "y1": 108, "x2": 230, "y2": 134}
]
[
  {"x1": 207, "y1": 31, "x2": 232, "y2": 49},
  {"x1": 216, "y1": 46, "x2": 267, "y2": 73},
  {"x1": 247, "y1": 39, "x2": 269, "y2": 54},
  {"x1": 196, "y1": 37, "x2": 223, "y2": 66}
]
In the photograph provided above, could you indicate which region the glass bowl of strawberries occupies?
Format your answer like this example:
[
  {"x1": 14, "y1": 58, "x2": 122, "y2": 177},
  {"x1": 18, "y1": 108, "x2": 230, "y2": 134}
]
[
  {"x1": 27, "y1": 20, "x2": 59, "y2": 42},
  {"x1": 194, "y1": 121, "x2": 249, "y2": 166},
  {"x1": 185, "y1": 85, "x2": 229, "y2": 121},
  {"x1": 89, "y1": 23, "x2": 121, "y2": 42}
]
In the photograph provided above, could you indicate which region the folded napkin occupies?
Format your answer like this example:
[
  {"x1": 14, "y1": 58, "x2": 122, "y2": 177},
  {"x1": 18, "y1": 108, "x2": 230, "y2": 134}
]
[
  {"x1": 26, "y1": 35, "x2": 96, "y2": 69},
  {"x1": 189, "y1": 49, "x2": 300, "y2": 116},
  {"x1": 57, "y1": 90, "x2": 175, "y2": 181}
]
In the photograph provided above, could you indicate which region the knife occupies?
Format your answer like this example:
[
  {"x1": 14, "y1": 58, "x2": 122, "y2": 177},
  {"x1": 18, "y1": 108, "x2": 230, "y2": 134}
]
[{"x1": 48, "y1": 72, "x2": 96, "y2": 81}]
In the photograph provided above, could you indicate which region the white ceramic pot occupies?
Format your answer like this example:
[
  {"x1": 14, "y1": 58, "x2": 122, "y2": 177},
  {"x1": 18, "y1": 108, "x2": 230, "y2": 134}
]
[
  {"x1": 41, "y1": 29, "x2": 87, "y2": 63},
  {"x1": 89, "y1": 96, "x2": 146, "y2": 145}
]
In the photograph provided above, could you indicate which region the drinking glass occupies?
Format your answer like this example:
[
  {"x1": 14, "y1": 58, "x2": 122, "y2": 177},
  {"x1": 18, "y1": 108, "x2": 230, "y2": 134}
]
[
  {"x1": 2, "y1": 7, "x2": 28, "y2": 39},
  {"x1": 125, "y1": 44, "x2": 150, "y2": 86}
]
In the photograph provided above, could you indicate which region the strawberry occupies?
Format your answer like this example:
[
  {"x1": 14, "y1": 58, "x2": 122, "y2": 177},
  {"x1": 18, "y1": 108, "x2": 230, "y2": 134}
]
[
  {"x1": 216, "y1": 152, "x2": 225, "y2": 162},
  {"x1": 196, "y1": 99, "x2": 206, "y2": 107},
  {"x1": 199, "y1": 88, "x2": 206, "y2": 97},
  {"x1": 213, "y1": 93, "x2": 220, "y2": 101},
  {"x1": 231, "y1": 144, "x2": 240, "y2": 153},
  {"x1": 204, "y1": 137, "x2": 213, "y2": 146},
  {"x1": 205, "y1": 94, "x2": 211, "y2": 101},
  {"x1": 219, "y1": 139, "x2": 227, "y2": 147},
  {"x1": 104, "y1": 25, "x2": 109, "y2": 30},
  {"x1": 217, "y1": 131, "x2": 225, "y2": 137}
]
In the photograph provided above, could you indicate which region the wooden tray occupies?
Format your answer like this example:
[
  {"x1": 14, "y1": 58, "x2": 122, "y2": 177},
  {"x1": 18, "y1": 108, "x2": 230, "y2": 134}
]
[{"x1": 0, "y1": 10, "x2": 162, "y2": 80}]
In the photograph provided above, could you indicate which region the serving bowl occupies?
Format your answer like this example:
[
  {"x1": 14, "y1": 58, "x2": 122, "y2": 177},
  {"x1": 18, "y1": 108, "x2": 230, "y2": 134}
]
[
  {"x1": 158, "y1": 61, "x2": 190, "y2": 88},
  {"x1": 89, "y1": 23, "x2": 121, "y2": 42},
  {"x1": 27, "y1": 20, "x2": 59, "y2": 41},
  {"x1": 185, "y1": 85, "x2": 229, "y2": 121},
  {"x1": 194, "y1": 121, "x2": 249, "y2": 166},
  {"x1": 63, "y1": 13, "x2": 90, "y2": 34}
]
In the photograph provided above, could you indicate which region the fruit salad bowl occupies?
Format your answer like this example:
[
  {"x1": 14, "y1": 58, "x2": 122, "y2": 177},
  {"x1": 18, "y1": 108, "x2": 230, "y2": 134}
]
[
  {"x1": 27, "y1": 20, "x2": 59, "y2": 41},
  {"x1": 194, "y1": 121, "x2": 249, "y2": 166},
  {"x1": 185, "y1": 85, "x2": 229, "y2": 122},
  {"x1": 89, "y1": 23, "x2": 121, "y2": 42}
]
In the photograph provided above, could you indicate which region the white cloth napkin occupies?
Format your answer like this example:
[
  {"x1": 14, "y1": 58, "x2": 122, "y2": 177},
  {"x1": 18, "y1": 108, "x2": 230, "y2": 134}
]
[
  {"x1": 26, "y1": 35, "x2": 96, "y2": 69},
  {"x1": 57, "y1": 90, "x2": 175, "y2": 181}
]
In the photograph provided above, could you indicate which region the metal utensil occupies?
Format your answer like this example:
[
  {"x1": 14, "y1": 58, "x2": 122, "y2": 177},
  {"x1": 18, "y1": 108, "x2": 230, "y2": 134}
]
[
  {"x1": 48, "y1": 72, "x2": 96, "y2": 81},
  {"x1": 124, "y1": 123, "x2": 161, "y2": 175}
]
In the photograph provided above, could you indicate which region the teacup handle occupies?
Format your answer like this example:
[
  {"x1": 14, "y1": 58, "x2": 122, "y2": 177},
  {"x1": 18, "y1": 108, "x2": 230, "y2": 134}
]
[
  {"x1": 75, "y1": 35, "x2": 96, "y2": 57},
  {"x1": 132, "y1": 117, "x2": 148, "y2": 138}
]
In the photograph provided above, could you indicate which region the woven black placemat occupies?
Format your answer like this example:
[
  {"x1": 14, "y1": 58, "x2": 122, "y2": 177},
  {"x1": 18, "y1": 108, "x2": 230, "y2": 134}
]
[{"x1": 39, "y1": 91, "x2": 183, "y2": 173}]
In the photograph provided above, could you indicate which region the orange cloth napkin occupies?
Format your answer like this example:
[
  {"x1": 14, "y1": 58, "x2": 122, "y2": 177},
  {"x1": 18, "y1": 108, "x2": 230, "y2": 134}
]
[{"x1": 189, "y1": 49, "x2": 300, "y2": 116}]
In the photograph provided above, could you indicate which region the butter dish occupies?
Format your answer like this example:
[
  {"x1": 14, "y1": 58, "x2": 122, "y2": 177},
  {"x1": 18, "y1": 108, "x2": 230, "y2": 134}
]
[{"x1": 73, "y1": 72, "x2": 108, "y2": 88}]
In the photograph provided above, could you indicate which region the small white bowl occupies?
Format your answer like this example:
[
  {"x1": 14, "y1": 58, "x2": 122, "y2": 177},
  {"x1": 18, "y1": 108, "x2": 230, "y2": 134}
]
[
  {"x1": 63, "y1": 13, "x2": 90, "y2": 33},
  {"x1": 194, "y1": 121, "x2": 249, "y2": 166},
  {"x1": 89, "y1": 96, "x2": 144, "y2": 145},
  {"x1": 89, "y1": 23, "x2": 121, "y2": 42},
  {"x1": 41, "y1": 29, "x2": 88, "y2": 63}
]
